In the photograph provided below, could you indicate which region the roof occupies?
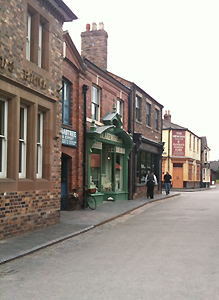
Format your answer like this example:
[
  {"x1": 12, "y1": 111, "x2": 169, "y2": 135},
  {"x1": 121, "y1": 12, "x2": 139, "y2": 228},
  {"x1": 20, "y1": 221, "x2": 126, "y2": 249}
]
[
  {"x1": 210, "y1": 161, "x2": 219, "y2": 171},
  {"x1": 53, "y1": 0, "x2": 78, "y2": 22},
  {"x1": 162, "y1": 119, "x2": 187, "y2": 130}
]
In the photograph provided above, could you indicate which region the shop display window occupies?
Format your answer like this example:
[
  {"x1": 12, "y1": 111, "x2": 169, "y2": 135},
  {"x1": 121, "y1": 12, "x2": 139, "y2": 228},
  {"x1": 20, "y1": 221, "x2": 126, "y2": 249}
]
[
  {"x1": 136, "y1": 151, "x2": 157, "y2": 184},
  {"x1": 116, "y1": 153, "x2": 123, "y2": 191},
  {"x1": 102, "y1": 151, "x2": 114, "y2": 191},
  {"x1": 90, "y1": 151, "x2": 100, "y2": 192}
]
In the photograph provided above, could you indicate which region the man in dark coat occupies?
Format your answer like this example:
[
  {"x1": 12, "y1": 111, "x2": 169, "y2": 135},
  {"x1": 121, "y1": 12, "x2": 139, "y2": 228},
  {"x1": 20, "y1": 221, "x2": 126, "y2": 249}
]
[
  {"x1": 164, "y1": 171, "x2": 172, "y2": 195},
  {"x1": 145, "y1": 171, "x2": 158, "y2": 199}
]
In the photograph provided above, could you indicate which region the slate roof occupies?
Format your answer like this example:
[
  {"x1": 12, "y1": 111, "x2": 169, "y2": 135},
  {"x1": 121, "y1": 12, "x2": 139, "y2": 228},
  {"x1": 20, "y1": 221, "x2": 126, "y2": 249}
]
[
  {"x1": 210, "y1": 161, "x2": 219, "y2": 171},
  {"x1": 162, "y1": 119, "x2": 187, "y2": 130}
]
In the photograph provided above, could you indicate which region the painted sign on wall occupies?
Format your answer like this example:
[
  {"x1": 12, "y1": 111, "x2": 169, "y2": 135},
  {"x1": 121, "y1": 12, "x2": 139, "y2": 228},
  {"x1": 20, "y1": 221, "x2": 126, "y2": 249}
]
[
  {"x1": 62, "y1": 128, "x2": 77, "y2": 147},
  {"x1": 172, "y1": 130, "x2": 185, "y2": 156}
]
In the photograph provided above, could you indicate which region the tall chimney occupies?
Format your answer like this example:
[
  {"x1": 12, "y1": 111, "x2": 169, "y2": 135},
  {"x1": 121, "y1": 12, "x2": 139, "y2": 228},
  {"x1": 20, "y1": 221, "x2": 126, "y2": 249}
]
[
  {"x1": 81, "y1": 22, "x2": 108, "y2": 71},
  {"x1": 164, "y1": 110, "x2": 171, "y2": 122}
]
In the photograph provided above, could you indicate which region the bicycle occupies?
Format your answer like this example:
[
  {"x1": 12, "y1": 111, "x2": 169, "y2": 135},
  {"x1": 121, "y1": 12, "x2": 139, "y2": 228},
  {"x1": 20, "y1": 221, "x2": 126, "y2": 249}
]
[{"x1": 61, "y1": 186, "x2": 97, "y2": 211}]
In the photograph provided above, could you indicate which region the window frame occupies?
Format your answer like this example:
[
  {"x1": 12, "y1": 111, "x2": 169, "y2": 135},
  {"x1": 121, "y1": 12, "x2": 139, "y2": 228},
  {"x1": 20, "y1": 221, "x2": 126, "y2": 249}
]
[
  {"x1": 136, "y1": 96, "x2": 141, "y2": 122},
  {"x1": 62, "y1": 79, "x2": 71, "y2": 125},
  {"x1": 19, "y1": 105, "x2": 27, "y2": 178},
  {"x1": 117, "y1": 98, "x2": 123, "y2": 121},
  {"x1": 0, "y1": 98, "x2": 8, "y2": 178},
  {"x1": 26, "y1": 13, "x2": 31, "y2": 61},
  {"x1": 155, "y1": 109, "x2": 159, "y2": 130},
  {"x1": 91, "y1": 85, "x2": 100, "y2": 121},
  {"x1": 146, "y1": 102, "x2": 151, "y2": 126},
  {"x1": 37, "y1": 111, "x2": 43, "y2": 179}
]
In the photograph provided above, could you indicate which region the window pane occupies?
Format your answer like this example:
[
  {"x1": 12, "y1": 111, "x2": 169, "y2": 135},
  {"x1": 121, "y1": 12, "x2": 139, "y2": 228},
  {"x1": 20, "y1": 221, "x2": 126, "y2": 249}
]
[
  {"x1": 90, "y1": 152, "x2": 100, "y2": 192},
  {"x1": 0, "y1": 139, "x2": 2, "y2": 172},
  {"x1": 136, "y1": 152, "x2": 140, "y2": 183},
  {"x1": 0, "y1": 100, "x2": 4, "y2": 136},
  {"x1": 37, "y1": 113, "x2": 41, "y2": 143},
  {"x1": 102, "y1": 150, "x2": 114, "y2": 191},
  {"x1": 140, "y1": 152, "x2": 146, "y2": 183},
  {"x1": 147, "y1": 153, "x2": 152, "y2": 173},
  {"x1": 20, "y1": 107, "x2": 24, "y2": 139},
  {"x1": 92, "y1": 86, "x2": 99, "y2": 104},
  {"x1": 62, "y1": 81, "x2": 70, "y2": 125},
  {"x1": 19, "y1": 140, "x2": 22, "y2": 173}
]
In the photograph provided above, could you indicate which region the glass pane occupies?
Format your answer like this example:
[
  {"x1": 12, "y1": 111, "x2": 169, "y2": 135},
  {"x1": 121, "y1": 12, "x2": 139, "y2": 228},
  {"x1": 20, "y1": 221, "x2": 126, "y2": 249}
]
[
  {"x1": 92, "y1": 86, "x2": 99, "y2": 104},
  {"x1": 136, "y1": 152, "x2": 140, "y2": 183},
  {"x1": 19, "y1": 141, "x2": 22, "y2": 173},
  {"x1": 37, "y1": 113, "x2": 41, "y2": 143},
  {"x1": 0, "y1": 100, "x2": 4, "y2": 136},
  {"x1": 141, "y1": 152, "x2": 146, "y2": 183},
  {"x1": 102, "y1": 150, "x2": 114, "y2": 191},
  {"x1": 90, "y1": 152, "x2": 100, "y2": 192},
  {"x1": 0, "y1": 139, "x2": 2, "y2": 172},
  {"x1": 147, "y1": 153, "x2": 152, "y2": 174},
  {"x1": 36, "y1": 145, "x2": 39, "y2": 174},
  {"x1": 20, "y1": 107, "x2": 24, "y2": 139},
  {"x1": 116, "y1": 153, "x2": 123, "y2": 191}
]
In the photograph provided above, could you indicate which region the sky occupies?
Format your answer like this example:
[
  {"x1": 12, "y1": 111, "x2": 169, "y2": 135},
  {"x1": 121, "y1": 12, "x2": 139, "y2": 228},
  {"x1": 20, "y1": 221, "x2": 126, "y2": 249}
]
[{"x1": 63, "y1": 0, "x2": 219, "y2": 161}]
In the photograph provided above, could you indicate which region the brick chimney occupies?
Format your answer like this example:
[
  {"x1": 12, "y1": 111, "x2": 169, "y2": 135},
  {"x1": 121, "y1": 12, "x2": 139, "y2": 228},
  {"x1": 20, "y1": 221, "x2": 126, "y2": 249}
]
[
  {"x1": 81, "y1": 22, "x2": 108, "y2": 71},
  {"x1": 164, "y1": 110, "x2": 171, "y2": 122}
]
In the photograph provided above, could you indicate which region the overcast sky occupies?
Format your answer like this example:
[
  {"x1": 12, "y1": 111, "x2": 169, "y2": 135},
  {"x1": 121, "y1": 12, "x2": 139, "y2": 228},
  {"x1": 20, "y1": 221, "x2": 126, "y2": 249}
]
[{"x1": 63, "y1": 0, "x2": 219, "y2": 161}]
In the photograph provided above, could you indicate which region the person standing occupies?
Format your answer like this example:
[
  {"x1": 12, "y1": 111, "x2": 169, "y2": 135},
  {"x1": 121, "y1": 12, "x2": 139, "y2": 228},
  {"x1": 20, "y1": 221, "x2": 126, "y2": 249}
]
[
  {"x1": 145, "y1": 171, "x2": 158, "y2": 199},
  {"x1": 164, "y1": 171, "x2": 172, "y2": 195}
]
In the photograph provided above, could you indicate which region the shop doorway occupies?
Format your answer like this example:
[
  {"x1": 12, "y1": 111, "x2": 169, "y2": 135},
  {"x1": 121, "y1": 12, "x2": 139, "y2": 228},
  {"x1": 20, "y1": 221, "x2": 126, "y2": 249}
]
[
  {"x1": 173, "y1": 163, "x2": 183, "y2": 188},
  {"x1": 61, "y1": 154, "x2": 69, "y2": 199}
]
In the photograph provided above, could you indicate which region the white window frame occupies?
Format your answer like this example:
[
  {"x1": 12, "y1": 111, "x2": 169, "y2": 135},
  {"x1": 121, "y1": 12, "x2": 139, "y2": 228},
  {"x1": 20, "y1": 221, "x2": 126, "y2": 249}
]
[
  {"x1": 0, "y1": 99, "x2": 8, "y2": 178},
  {"x1": 136, "y1": 96, "x2": 141, "y2": 122},
  {"x1": 38, "y1": 23, "x2": 42, "y2": 67},
  {"x1": 19, "y1": 106, "x2": 27, "y2": 178},
  {"x1": 26, "y1": 13, "x2": 31, "y2": 61},
  {"x1": 37, "y1": 112, "x2": 43, "y2": 178},
  {"x1": 91, "y1": 86, "x2": 100, "y2": 121},
  {"x1": 117, "y1": 99, "x2": 123, "y2": 121}
]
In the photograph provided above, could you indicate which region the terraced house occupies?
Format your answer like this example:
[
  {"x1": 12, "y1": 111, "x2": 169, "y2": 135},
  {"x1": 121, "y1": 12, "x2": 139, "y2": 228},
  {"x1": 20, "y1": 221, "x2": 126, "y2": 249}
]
[{"x1": 0, "y1": 0, "x2": 76, "y2": 239}]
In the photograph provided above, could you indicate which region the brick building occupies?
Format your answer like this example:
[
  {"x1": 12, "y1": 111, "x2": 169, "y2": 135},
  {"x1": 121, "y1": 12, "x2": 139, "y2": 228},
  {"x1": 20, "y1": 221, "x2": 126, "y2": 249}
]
[
  {"x1": 162, "y1": 111, "x2": 202, "y2": 189},
  {"x1": 0, "y1": 0, "x2": 76, "y2": 239},
  {"x1": 200, "y1": 137, "x2": 211, "y2": 188},
  {"x1": 61, "y1": 24, "x2": 134, "y2": 204}
]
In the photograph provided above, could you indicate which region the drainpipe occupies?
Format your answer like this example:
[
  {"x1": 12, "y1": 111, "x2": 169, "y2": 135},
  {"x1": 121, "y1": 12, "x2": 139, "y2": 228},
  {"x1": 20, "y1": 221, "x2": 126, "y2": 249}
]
[{"x1": 82, "y1": 84, "x2": 89, "y2": 209}]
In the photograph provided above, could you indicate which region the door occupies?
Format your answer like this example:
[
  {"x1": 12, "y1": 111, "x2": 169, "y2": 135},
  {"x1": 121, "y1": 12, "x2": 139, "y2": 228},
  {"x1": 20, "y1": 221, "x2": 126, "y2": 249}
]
[
  {"x1": 61, "y1": 154, "x2": 69, "y2": 199},
  {"x1": 173, "y1": 164, "x2": 183, "y2": 188}
]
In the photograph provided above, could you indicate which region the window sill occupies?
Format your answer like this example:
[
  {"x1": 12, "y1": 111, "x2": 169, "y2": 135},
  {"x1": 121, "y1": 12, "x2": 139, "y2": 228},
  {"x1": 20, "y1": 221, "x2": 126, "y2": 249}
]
[
  {"x1": 23, "y1": 59, "x2": 51, "y2": 80},
  {"x1": 146, "y1": 124, "x2": 152, "y2": 129},
  {"x1": 136, "y1": 120, "x2": 142, "y2": 124}
]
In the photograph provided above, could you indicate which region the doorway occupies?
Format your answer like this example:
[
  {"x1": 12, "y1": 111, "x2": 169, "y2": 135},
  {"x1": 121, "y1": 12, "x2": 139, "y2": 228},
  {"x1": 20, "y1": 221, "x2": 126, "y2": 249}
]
[
  {"x1": 173, "y1": 163, "x2": 183, "y2": 188},
  {"x1": 61, "y1": 154, "x2": 69, "y2": 199}
]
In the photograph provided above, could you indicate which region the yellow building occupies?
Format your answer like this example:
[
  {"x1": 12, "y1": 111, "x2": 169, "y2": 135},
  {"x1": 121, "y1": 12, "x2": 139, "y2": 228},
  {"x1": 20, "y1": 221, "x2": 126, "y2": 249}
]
[{"x1": 162, "y1": 112, "x2": 201, "y2": 189}]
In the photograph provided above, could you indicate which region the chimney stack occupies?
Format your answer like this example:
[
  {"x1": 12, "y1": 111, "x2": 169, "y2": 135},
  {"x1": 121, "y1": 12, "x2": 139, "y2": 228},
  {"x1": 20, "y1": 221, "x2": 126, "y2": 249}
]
[
  {"x1": 81, "y1": 22, "x2": 108, "y2": 71},
  {"x1": 164, "y1": 110, "x2": 171, "y2": 122}
]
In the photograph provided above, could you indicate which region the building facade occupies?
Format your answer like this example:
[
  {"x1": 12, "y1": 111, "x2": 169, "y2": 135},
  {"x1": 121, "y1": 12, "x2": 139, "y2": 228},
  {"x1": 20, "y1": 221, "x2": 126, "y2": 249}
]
[
  {"x1": 201, "y1": 137, "x2": 211, "y2": 187},
  {"x1": 162, "y1": 111, "x2": 201, "y2": 189},
  {"x1": 61, "y1": 26, "x2": 134, "y2": 205},
  {"x1": 0, "y1": 0, "x2": 76, "y2": 239}
]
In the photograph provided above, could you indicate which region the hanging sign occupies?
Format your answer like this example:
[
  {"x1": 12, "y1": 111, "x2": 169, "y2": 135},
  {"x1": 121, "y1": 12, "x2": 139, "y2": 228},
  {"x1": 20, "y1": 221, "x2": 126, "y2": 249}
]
[{"x1": 62, "y1": 128, "x2": 77, "y2": 147}]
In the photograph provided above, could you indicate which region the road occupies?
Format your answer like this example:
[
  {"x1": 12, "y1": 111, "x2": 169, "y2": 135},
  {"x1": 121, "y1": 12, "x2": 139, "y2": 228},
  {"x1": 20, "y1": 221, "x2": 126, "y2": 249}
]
[{"x1": 1, "y1": 187, "x2": 219, "y2": 300}]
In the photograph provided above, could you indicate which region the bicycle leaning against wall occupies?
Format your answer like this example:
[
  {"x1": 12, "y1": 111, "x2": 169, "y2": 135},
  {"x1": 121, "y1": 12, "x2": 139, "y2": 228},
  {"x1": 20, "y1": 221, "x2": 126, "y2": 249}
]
[{"x1": 61, "y1": 186, "x2": 96, "y2": 211}]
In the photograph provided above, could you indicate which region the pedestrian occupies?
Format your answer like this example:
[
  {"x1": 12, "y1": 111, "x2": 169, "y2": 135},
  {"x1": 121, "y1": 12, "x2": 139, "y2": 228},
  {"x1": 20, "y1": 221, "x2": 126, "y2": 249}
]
[
  {"x1": 164, "y1": 171, "x2": 172, "y2": 195},
  {"x1": 145, "y1": 170, "x2": 158, "y2": 199}
]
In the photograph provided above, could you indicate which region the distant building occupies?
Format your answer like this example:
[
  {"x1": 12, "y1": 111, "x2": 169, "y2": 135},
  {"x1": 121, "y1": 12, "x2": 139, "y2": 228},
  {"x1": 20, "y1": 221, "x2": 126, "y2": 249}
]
[
  {"x1": 162, "y1": 111, "x2": 201, "y2": 189},
  {"x1": 200, "y1": 137, "x2": 211, "y2": 187},
  {"x1": 210, "y1": 161, "x2": 219, "y2": 183}
]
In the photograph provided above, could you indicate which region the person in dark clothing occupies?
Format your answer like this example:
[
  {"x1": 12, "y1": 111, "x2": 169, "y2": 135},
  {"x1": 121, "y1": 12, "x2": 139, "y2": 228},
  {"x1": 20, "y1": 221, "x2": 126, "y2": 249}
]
[
  {"x1": 164, "y1": 171, "x2": 172, "y2": 195},
  {"x1": 145, "y1": 171, "x2": 158, "y2": 199}
]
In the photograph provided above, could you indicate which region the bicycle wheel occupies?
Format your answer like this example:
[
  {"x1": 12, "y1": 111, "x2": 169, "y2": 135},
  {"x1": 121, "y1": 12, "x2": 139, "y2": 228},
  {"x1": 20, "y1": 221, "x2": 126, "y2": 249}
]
[
  {"x1": 61, "y1": 194, "x2": 77, "y2": 211},
  {"x1": 86, "y1": 194, "x2": 96, "y2": 210}
]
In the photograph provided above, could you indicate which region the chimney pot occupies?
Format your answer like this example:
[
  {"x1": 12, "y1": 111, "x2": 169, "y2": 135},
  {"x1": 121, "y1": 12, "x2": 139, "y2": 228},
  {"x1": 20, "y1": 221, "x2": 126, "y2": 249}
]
[
  {"x1": 99, "y1": 22, "x2": 104, "y2": 30},
  {"x1": 92, "y1": 22, "x2": 97, "y2": 31},
  {"x1": 164, "y1": 110, "x2": 171, "y2": 122},
  {"x1": 86, "y1": 23, "x2": 90, "y2": 31}
]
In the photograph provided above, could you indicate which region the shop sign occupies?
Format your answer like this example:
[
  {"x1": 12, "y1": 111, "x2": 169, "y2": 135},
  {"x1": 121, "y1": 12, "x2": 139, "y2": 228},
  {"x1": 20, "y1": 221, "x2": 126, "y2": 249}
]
[
  {"x1": 92, "y1": 141, "x2": 102, "y2": 150},
  {"x1": 172, "y1": 130, "x2": 185, "y2": 156},
  {"x1": 23, "y1": 70, "x2": 46, "y2": 90},
  {"x1": 100, "y1": 132, "x2": 122, "y2": 144},
  {"x1": 62, "y1": 128, "x2": 77, "y2": 147}
]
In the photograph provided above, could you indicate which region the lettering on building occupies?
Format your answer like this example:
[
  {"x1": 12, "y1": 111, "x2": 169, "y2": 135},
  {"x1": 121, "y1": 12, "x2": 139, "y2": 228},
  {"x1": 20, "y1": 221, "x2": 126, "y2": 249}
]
[
  {"x1": 62, "y1": 128, "x2": 77, "y2": 147},
  {"x1": 23, "y1": 70, "x2": 47, "y2": 90},
  {"x1": 100, "y1": 132, "x2": 122, "y2": 144},
  {"x1": 0, "y1": 56, "x2": 14, "y2": 72}
]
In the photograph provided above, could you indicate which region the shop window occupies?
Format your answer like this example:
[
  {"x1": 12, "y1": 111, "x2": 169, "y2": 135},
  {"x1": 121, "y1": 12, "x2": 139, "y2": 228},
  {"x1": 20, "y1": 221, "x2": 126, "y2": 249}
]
[
  {"x1": 91, "y1": 85, "x2": 100, "y2": 121},
  {"x1": 117, "y1": 98, "x2": 123, "y2": 121},
  {"x1": 90, "y1": 151, "x2": 100, "y2": 192},
  {"x1": 62, "y1": 79, "x2": 71, "y2": 125},
  {"x1": 116, "y1": 153, "x2": 123, "y2": 191},
  {"x1": 146, "y1": 102, "x2": 151, "y2": 126},
  {"x1": 19, "y1": 106, "x2": 27, "y2": 178},
  {"x1": 0, "y1": 99, "x2": 7, "y2": 178},
  {"x1": 26, "y1": 5, "x2": 49, "y2": 71},
  {"x1": 37, "y1": 111, "x2": 43, "y2": 178},
  {"x1": 136, "y1": 151, "x2": 157, "y2": 184},
  {"x1": 102, "y1": 150, "x2": 114, "y2": 191},
  {"x1": 155, "y1": 109, "x2": 159, "y2": 130},
  {"x1": 136, "y1": 96, "x2": 141, "y2": 122}
]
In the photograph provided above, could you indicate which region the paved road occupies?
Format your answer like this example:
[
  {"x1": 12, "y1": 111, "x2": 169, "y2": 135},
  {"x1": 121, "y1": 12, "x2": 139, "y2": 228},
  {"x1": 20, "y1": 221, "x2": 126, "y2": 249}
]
[{"x1": 1, "y1": 187, "x2": 219, "y2": 300}]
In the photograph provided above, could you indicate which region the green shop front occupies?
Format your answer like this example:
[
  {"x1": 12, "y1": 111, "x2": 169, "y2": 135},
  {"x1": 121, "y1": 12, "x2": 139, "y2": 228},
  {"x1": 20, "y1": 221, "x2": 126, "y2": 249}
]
[{"x1": 87, "y1": 113, "x2": 134, "y2": 204}]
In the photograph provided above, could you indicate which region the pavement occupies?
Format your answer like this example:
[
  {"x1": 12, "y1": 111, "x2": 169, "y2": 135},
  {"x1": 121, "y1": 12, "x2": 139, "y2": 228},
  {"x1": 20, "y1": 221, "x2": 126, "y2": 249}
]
[{"x1": 0, "y1": 187, "x2": 215, "y2": 265}]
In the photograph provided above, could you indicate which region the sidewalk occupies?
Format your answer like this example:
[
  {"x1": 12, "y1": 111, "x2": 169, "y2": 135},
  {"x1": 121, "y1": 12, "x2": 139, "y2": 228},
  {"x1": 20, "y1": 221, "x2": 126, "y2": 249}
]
[{"x1": 0, "y1": 191, "x2": 180, "y2": 265}]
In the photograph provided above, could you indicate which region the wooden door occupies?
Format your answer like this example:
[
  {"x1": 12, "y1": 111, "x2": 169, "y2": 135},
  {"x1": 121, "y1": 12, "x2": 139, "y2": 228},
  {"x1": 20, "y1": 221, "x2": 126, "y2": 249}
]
[{"x1": 173, "y1": 166, "x2": 183, "y2": 188}]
